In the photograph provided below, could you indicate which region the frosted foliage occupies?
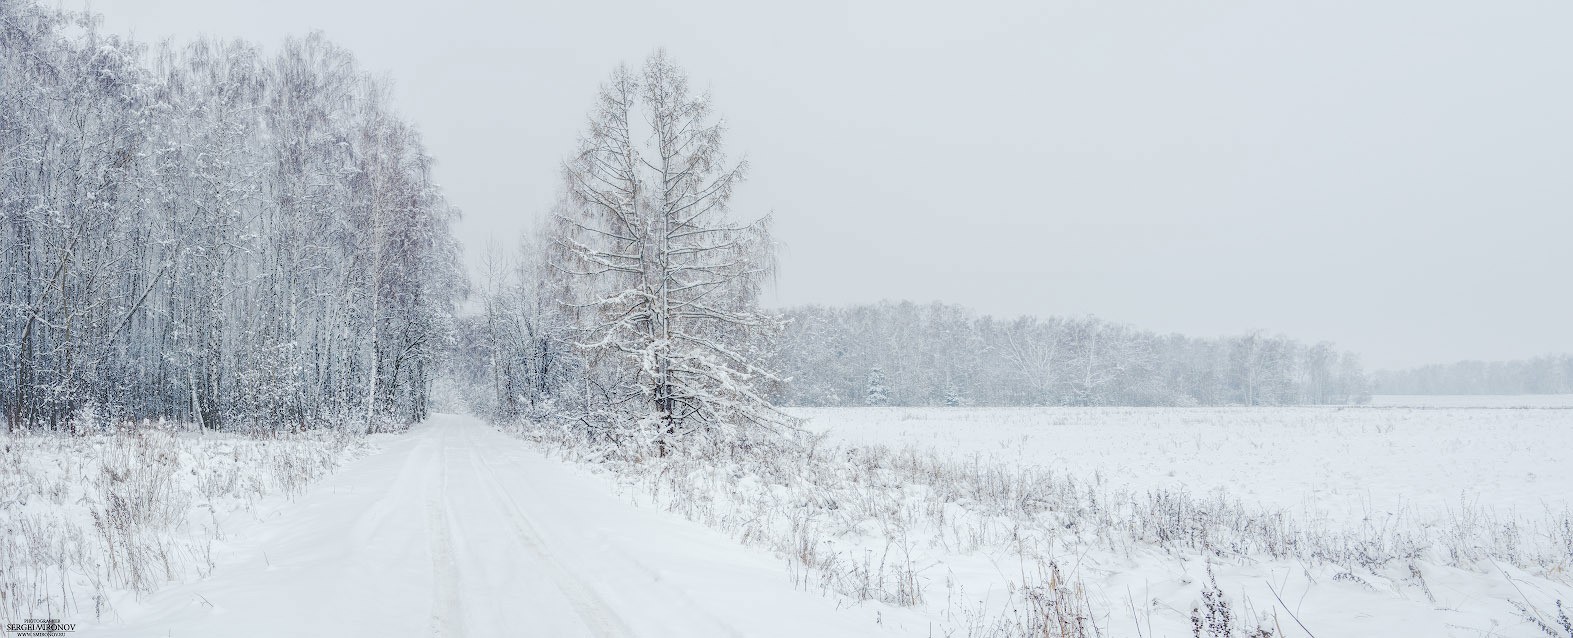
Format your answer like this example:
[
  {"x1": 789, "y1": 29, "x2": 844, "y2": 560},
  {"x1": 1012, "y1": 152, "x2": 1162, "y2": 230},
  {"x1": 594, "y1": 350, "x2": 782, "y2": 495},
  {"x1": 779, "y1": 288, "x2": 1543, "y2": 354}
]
[
  {"x1": 0, "y1": 1, "x2": 464, "y2": 432},
  {"x1": 545, "y1": 52, "x2": 790, "y2": 451}
]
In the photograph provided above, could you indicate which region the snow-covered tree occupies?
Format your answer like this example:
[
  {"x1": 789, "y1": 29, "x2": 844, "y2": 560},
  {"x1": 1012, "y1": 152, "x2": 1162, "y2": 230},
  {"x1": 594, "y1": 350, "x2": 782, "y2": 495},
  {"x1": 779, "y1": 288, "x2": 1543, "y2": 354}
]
[
  {"x1": 865, "y1": 367, "x2": 890, "y2": 406},
  {"x1": 0, "y1": 1, "x2": 462, "y2": 432},
  {"x1": 550, "y1": 51, "x2": 788, "y2": 452},
  {"x1": 941, "y1": 379, "x2": 963, "y2": 406}
]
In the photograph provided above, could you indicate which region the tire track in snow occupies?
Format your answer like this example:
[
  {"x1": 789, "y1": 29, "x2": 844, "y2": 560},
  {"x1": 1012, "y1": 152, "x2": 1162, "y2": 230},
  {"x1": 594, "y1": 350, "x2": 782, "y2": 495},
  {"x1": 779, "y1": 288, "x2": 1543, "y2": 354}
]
[
  {"x1": 461, "y1": 426, "x2": 632, "y2": 638},
  {"x1": 344, "y1": 434, "x2": 431, "y2": 554},
  {"x1": 427, "y1": 437, "x2": 466, "y2": 637}
]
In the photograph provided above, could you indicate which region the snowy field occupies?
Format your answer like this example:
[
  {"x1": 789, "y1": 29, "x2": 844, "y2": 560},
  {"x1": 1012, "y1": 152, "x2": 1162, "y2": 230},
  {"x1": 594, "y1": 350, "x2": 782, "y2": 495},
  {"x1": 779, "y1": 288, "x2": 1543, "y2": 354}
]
[
  {"x1": 794, "y1": 402, "x2": 1573, "y2": 525},
  {"x1": 754, "y1": 401, "x2": 1573, "y2": 637},
  {"x1": 511, "y1": 398, "x2": 1573, "y2": 635}
]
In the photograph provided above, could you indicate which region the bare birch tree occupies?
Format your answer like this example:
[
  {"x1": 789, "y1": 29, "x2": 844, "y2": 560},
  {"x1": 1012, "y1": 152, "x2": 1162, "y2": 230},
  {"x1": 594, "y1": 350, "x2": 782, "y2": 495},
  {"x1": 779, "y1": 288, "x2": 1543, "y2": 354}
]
[{"x1": 0, "y1": 0, "x2": 463, "y2": 432}]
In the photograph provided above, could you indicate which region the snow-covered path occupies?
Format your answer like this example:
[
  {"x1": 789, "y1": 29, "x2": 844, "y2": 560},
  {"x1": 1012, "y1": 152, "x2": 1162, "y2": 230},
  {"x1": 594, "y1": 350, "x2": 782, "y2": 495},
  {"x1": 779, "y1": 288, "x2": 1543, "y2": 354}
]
[{"x1": 87, "y1": 414, "x2": 896, "y2": 637}]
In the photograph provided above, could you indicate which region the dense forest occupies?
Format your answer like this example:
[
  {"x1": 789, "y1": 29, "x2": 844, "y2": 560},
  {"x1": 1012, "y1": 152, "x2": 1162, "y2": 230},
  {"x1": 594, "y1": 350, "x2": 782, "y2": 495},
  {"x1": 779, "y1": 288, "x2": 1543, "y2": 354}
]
[
  {"x1": 1, "y1": 1, "x2": 464, "y2": 432},
  {"x1": 1372, "y1": 354, "x2": 1573, "y2": 395}
]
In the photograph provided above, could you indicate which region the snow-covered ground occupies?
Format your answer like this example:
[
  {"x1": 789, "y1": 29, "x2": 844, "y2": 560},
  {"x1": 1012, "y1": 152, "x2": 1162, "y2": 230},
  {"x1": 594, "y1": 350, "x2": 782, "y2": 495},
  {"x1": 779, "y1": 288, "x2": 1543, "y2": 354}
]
[
  {"x1": 0, "y1": 425, "x2": 366, "y2": 627},
  {"x1": 500, "y1": 402, "x2": 1571, "y2": 637},
  {"x1": 18, "y1": 403, "x2": 1572, "y2": 637},
  {"x1": 794, "y1": 403, "x2": 1573, "y2": 525},
  {"x1": 767, "y1": 403, "x2": 1573, "y2": 637},
  {"x1": 80, "y1": 415, "x2": 911, "y2": 637}
]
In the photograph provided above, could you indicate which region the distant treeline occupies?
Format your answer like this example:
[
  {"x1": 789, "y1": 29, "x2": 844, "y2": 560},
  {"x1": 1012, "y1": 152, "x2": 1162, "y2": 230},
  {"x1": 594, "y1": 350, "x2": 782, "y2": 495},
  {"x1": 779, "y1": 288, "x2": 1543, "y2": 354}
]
[
  {"x1": 1371, "y1": 354, "x2": 1573, "y2": 395},
  {"x1": 769, "y1": 302, "x2": 1369, "y2": 407}
]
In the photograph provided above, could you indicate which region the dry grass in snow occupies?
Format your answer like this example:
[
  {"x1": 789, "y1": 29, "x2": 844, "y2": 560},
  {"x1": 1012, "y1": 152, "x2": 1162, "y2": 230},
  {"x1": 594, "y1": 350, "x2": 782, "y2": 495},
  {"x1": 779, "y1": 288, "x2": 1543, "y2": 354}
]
[
  {"x1": 0, "y1": 424, "x2": 367, "y2": 624},
  {"x1": 505, "y1": 404, "x2": 1573, "y2": 637}
]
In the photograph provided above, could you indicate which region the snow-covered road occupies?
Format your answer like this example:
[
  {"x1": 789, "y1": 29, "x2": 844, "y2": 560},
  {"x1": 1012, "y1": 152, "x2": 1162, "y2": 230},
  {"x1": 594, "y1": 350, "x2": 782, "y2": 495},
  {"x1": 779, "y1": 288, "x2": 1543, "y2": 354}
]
[{"x1": 87, "y1": 414, "x2": 896, "y2": 637}]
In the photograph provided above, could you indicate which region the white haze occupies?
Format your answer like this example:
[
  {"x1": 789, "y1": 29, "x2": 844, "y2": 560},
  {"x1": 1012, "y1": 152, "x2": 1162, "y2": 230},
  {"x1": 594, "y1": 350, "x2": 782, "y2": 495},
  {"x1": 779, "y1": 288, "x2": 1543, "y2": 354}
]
[{"x1": 82, "y1": 0, "x2": 1573, "y2": 369}]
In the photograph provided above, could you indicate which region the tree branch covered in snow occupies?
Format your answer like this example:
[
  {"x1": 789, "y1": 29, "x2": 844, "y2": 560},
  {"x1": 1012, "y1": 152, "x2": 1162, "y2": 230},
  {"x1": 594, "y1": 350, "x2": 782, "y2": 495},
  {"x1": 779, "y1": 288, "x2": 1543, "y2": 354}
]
[
  {"x1": 453, "y1": 51, "x2": 792, "y2": 455},
  {"x1": 0, "y1": 0, "x2": 464, "y2": 432}
]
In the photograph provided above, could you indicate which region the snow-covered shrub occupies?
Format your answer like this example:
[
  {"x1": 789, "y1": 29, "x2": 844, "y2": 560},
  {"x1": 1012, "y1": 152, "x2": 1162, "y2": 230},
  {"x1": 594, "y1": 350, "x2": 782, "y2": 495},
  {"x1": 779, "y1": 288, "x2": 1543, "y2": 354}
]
[{"x1": 1190, "y1": 564, "x2": 1276, "y2": 638}]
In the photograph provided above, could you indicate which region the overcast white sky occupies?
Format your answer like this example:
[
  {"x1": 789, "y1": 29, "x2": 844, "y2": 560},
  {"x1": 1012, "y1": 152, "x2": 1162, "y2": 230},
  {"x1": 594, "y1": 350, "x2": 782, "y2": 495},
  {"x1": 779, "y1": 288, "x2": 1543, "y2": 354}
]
[{"x1": 84, "y1": 0, "x2": 1571, "y2": 369}]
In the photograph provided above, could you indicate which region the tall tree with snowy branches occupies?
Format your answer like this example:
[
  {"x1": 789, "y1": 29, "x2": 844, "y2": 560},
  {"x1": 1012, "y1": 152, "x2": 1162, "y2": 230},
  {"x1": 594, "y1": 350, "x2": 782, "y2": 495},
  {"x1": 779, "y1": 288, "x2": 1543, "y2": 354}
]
[{"x1": 550, "y1": 51, "x2": 788, "y2": 453}]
